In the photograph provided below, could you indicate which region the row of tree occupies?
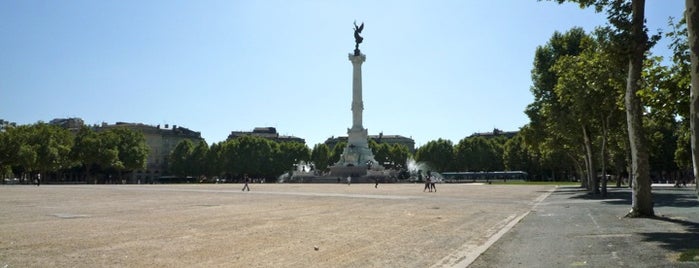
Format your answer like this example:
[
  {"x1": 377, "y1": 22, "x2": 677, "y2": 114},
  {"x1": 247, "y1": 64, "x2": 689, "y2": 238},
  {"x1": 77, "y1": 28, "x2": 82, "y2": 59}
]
[
  {"x1": 167, "y1": 136, "x2": 414, "y2": 181},
  {"x1": 529, "y1": 0, "x2": 699, "y2": 217},
  {"x1": 0, "y1": 124, "x2": 149, "y2": 183},
  {"x1": 0, "y1": 120, "x2": 521, "y2": 183}
]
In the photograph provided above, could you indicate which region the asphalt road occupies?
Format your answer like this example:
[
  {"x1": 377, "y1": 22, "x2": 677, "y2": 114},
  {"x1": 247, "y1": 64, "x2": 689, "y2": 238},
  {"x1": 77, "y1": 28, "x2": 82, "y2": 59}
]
[{"x1": 469, "y1": 185, "x2": 699, "y2": 267}]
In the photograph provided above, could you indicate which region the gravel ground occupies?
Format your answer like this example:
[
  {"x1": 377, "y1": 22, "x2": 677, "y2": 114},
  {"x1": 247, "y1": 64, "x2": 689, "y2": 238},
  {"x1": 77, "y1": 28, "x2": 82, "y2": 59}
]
[{"x1": 0, "y1": 183, "x2": 553, "y2": 268}]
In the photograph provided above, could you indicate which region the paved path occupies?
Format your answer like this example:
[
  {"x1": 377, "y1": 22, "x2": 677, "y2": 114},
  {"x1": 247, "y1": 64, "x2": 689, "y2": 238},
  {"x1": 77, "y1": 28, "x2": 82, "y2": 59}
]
[{"x1": 470, "y1": 185, "x2": 699, "y2": 267}]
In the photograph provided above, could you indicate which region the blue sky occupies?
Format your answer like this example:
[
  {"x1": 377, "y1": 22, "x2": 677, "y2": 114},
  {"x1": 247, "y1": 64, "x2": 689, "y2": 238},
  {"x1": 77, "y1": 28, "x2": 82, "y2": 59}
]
[{"x1": 0, "y1": 1, "x2": 686, "y2": 147}]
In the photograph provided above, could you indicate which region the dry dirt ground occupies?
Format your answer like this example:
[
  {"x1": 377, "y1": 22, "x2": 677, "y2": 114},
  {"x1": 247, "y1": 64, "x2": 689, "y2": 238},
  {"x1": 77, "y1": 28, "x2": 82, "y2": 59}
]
[{"x1": 0, "y1": 183, "x2": 553, "y2": 268}]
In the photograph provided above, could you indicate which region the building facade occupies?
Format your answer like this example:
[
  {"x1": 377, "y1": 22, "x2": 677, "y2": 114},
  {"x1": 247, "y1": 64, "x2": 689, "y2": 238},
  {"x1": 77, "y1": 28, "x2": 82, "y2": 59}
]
[
  {"x1": 97, "y1": 122, "x2": 204, "y2": 183},
  {"x1": 468, "y1": 128, "x2": 518, "y2": 139},
  {"x1": 324, "y1": 132, "x2": 415, "y2": 153},
  {"x1": 227, "y1": 127, "x2": 305, "y2": 144}
]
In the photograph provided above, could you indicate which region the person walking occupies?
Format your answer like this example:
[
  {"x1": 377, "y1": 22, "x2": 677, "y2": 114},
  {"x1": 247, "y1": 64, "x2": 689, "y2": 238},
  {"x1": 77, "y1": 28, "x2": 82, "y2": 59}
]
[
  {"x1": 241, "y1": 176, "x2": 250, "y2": 191},
  {"x1": 424, "y1": 175, "x2": 431, "y2": 192},
  {"x1": 428, "y1": 171, "x2": 436, "y2": 192},
  {"x1": 346, "y1": 175, "x2": 352, "y2": 186}
]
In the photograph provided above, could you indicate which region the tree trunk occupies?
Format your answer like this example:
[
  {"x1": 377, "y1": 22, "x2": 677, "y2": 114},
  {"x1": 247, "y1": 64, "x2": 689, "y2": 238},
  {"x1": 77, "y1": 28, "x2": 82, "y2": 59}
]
[
  {"x1": 568, "y1": 153, "x2": 586, "y2": 188},
  {"x1": 582, "y1": 125, "x2": 598, "y2": 194},
  {"x1": 625, "y1": 0, "x2": 654, "y2": 217},
  {"x1": 601, "y1": 114, "x2": 611, "y2": 197},
  {"x1": 687, "y1": 0, "x2": 699, "y2": 199}
]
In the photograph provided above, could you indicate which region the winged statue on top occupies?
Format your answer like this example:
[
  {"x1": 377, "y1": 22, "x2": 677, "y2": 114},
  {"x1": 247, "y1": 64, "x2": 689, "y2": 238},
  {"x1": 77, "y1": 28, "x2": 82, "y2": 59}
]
[{"x1": 353, "y1": 21, "x2": 364, "y2": 55}]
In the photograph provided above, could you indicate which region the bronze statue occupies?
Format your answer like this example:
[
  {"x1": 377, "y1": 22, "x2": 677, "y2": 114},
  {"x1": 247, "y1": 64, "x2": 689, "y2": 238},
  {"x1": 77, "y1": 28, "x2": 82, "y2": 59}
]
[{"x1": 353, "y1": 21, "x2": 364, "y2": 55}]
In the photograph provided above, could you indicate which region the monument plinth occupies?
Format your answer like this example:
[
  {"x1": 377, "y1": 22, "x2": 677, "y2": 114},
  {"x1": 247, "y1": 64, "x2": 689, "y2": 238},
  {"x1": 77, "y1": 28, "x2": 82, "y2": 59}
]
[{"x1": 329, "y1": 22, "x2": 383, "y2": 178}]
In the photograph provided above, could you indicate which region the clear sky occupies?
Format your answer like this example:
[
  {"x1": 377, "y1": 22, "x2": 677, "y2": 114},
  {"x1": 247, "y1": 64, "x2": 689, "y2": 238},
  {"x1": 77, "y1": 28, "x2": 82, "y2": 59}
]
[{"x1": 0, "y1": 1, "x2": 686, "y2": 147}]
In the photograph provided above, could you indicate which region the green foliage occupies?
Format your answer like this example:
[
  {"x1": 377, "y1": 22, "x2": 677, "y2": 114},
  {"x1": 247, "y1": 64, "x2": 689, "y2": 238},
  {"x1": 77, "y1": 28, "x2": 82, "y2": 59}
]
[
  {"x1": 205, "y1": 142, "x2": 224, "y2": 177},
  {"x1": 109, "y1": 127, "x2": 149, "y2": 172},
  {"x1": 170, "y1": 139, "x2": 195, "y2": 177},
  {"x1": 503, "y1": 133, "x2": 534, "y2": 172},
  {"x1": 329, "y1": 141, "x2": 346, "y2": 165},
  {"x1": 190, "y1": 140, "x2": 209, "y2": 177},
  {"x1": 414, "y1": 139, "x2": 454, "y2": 172},
  {"x1": 679, "y1": 248, "x2": 699, "y2": 262},
  {"x1": 311, "y1": 143, "x2": 331, "y2": 171},
  {"x1": 388, "y1": 143, "x2": 411, "y2": 169},
  {"x1": 277, "y1": 141, "x2": 311, "y2": 173},
  {"x1": 454, "y1": 136, "x2": 504, "y2": 172},
  {"x1": 72, "y1": 127, "x2": 106, "y2": 180},
  {"x1": 27, "y1": 123, "x2": 75, "y2": 174},
  {"x1": 371, "y1": 141, "x2": 391, "y2": 166}
]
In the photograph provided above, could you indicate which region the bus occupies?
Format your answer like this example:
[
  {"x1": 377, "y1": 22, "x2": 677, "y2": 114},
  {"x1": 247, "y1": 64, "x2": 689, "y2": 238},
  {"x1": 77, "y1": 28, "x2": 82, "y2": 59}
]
[{"x1": 440, "y1": 171, "x2": 528, "y2": 183}]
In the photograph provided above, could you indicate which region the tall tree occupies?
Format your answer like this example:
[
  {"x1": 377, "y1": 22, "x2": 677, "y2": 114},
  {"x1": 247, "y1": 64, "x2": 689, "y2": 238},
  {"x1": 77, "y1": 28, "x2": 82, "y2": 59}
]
[
  {"x1": 190, "y1": 140, "x2": 209, "y2": 179},
  {"x1": 71, "y1": 126, "x2": 103, "y2": 182},
  {"x1": 503, "y1": 132, "x2": 535, "y2": 172},
  {"x1": 31, "y1": 123, "x2": 75, "y2": 180},
  {"x1": 414, "y1": 139, "x2": 454, "y2": 172},
  {"x1": 687, "y1": 0, "x2": 699, "y2": 198},
  {"x1": 311, "y1": 143, "x2": 331, "y2": 171},
  {"x1": 170, "y1": 139, "x2": 195, "y2": 177},
  {"x1": 223, "y1": 136, "x2": 276, "y2": 178},
  {"x1": 526, "y1": 27, "x2": 590, "y2": 185},
  {"x1": 108, "y1": 127, "x2": 149, "y2": 182},
  {"x1": 552, "y1": 0, "x2": 654, "y2": 217},
  {"x1": 624, "y1": 0, "x2": 654, "y2": 217},
  {"x1": 329, "y1": 141, "x2": 347, "y2": 166},
  {"x1": 388, "y1": 143, "x2": 411, "y2": 169},
  {"x1": 205, "y1": 142, "x2": 224, "y2": 178}
]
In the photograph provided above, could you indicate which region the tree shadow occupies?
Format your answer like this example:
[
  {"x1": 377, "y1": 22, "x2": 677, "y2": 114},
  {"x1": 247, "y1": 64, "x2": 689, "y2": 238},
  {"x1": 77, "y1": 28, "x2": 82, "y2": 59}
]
[
  {"x1": 564, "y1": 187, "x2": 699, "y2": 208},
  {"x1": 638, "y1": 216, "x2": 699, "y2": 254},
  {"x1": 554, "y1": 186, "x2": 699, "y2": 258}
]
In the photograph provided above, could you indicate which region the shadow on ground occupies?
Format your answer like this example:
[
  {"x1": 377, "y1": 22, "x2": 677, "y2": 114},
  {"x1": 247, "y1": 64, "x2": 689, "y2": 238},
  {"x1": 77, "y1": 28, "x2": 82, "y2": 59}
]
[{"x1": 561, "y1": 185, "x2": 699, "y2": 259}]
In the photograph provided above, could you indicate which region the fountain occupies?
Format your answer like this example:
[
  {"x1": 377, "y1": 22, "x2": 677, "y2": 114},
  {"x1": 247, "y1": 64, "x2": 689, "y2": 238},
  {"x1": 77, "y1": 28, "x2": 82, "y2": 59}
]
[{"x1": 404, "y1": 158, "x2": 444, "y2": 183}]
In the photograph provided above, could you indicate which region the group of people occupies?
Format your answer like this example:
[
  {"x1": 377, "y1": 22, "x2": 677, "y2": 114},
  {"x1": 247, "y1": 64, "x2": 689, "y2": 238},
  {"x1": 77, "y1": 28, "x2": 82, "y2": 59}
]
[{"x1": 423, "y1": 174, "x2": 436, "y2": 192}]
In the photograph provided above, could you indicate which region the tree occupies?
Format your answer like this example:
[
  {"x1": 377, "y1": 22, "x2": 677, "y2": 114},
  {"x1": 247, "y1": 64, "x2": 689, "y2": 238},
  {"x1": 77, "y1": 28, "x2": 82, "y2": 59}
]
[
  {"x1": 205, "y1": 142, "x2": 224, "y2": 178},
  {"x1": 553, "y1": 27, "x2": 629, "y2": 195},
  {"x1": 414, "y1": 139, "x2": 454, "y2": 172},
  {"x1": 526, "y1": 27, "x2": 591, "y2": 185},
  {"x1": 170, "y1": 139, "x2": 194, "y2": 177},
  {"x1": 222, "y1": 136, "x2": 277, "y2": 179},
  {"x1": 107, "y1": 127, "x2": 149, "y2": 182},
  {"x1": 687, "y1": 0, "x2": 699, "y2": 198},
  {"x1": 552, "y1": 0, "x2": 655, "y2": 217},
  {"x1": 370, "y1": 141, "x2": 391, "y2": 167},
  {"x1": 329, "y1": 141, "x2": 347, "y2": 166},
  {"x1": 71, "y1": 126, "x2": 103, "y2": 182},
  {"x1": 311, "y1": 143, "x2": 331, "y2": 171},
  {"x1": 277, "y1": 141, "x2": 311, "y2": 175},
  {"x1": 623, "y1": 0, "x2": 654, "y2": 217},
  {"x1": 503, "y1": 133, "x2": 534, "y2": 172},
  {"x1": 190, "y1": 140, "x2": 209, "y2": 179},
  {"x1": 30, "y1": 123, "x2": 75, "y2": 180},
  {"x1": 388, "y1": 144, "x2": 411, "y2": 169}
]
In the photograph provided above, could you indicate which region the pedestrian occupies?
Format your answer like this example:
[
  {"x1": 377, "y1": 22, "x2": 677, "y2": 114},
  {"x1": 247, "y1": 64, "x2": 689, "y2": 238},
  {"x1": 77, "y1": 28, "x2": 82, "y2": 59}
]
[
  {"x1": 424, "y1": 175, "x2": 431, "y2": 192},
  {"x1": 374, "y1": 177, "x2": 379, "y2": 188},
  {"x1": 347, "y1": 175, "x2": 351, "y2": 185},
  {"x1": 241, "y1": 175, "x2": 250, "y2": 191},
  {"x1": 36, "y1": 174, "x2": 41, "y2": 187},
  {"x1": 428, "y1": 171, "x2": 436, "y2": 192}
]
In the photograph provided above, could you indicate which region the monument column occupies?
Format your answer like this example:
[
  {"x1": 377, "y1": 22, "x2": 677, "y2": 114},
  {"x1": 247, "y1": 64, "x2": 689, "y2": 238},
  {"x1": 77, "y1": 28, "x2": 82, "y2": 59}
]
[
  {"x1": 350, "y1": 53, "x2": 366, "y2": 131},
  {"x1": 329, "y1": 21, "x2": 382, "y2": 178}
]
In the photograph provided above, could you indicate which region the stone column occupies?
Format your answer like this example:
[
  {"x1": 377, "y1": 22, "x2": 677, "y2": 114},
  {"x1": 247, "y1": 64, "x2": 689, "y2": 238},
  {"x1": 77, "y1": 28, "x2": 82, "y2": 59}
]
[
  {"x1": 349, "y1": 53, "x2": 366, "y2": 131},
  {"x1": 347, "y1": 53, "x2": 369, "y2": 149}
]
